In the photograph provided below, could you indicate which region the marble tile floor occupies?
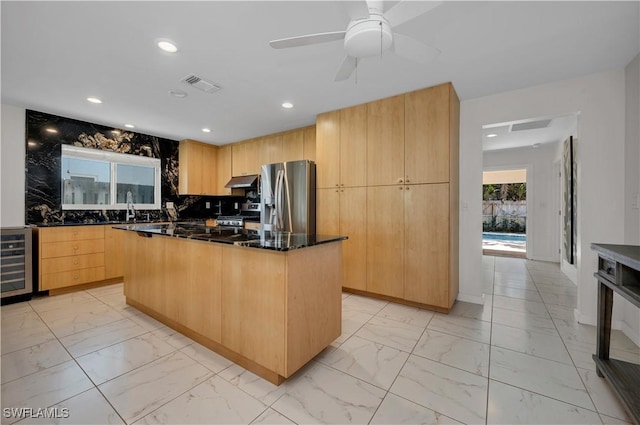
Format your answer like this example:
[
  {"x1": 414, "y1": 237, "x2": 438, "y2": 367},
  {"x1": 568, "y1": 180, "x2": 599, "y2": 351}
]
[{"x1": 1, "y1": 256, "x2": 639, "y2": 424}]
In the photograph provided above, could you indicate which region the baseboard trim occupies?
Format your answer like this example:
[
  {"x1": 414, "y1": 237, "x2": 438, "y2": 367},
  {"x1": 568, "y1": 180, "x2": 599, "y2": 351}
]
[
  {"x1": 576, "y1": 310, "x2": 640, "y2": 348},
  {"x1": 456, "y1": 293, "x2": 485, "y2": 305}
]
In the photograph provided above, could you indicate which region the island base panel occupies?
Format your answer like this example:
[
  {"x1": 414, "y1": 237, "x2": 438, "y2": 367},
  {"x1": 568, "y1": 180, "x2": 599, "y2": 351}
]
[{"x1": 126, "y1": 298, "x2": 285, "y2": 385}]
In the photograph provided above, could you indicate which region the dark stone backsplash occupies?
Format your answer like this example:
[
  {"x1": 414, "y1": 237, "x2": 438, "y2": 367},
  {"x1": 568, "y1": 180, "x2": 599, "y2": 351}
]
[{"x1": 25, "y1": 110, "x2": 242, "y2": 225}]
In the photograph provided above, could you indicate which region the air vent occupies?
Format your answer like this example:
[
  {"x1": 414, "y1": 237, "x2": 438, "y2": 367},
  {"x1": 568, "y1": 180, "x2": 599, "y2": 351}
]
[
  {"x1": 181, "y1": 74, "x2": 221, "y2": 94},
  {"x1": 510, "y1": 119, "x2": 552, "y2": 132}
]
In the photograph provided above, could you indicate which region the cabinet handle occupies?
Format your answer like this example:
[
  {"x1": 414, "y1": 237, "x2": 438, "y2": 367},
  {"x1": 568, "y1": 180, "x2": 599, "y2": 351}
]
[
  {"x1": 73, "y1": 274, "x2": 79, "y2": 280},
  {"x1": 398, "y1": 178, "x2": 404, "y2": 183},
  {"x1": 406, "y1": 178, "x2": 410, "y2": 183},
  {"x1": 341, "y1": 184, "x2": 344, "y2": 187},
  {"x1": 406, "y1": 187, "x2": 410, "y2": 190},
  {"x1": 335, "y1": 190, "x2": 339, "y2": 193},
  {"x1": 335, "y1": 184, "x2": 339, "y2": 187},
  {"x1": 73, "y1": 259, "x2": 79, "y2": 265},
  {"x1": 340, "y1": 189, "x2": 344, "y2": 192},
  {"x1": 398, "y1": 186, "x2": 403, "y2": 190}
]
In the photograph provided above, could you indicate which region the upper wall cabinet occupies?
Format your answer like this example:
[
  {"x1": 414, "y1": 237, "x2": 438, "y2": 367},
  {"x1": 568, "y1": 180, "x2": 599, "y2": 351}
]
[
  {"x1": 179, "y1": 139, "x2": 219, "y2": 195},
  {"x1": 405, "y1": 84, "x2": 453, "y2": 184},
  {"x1": 315, "y1": 106, "x2": 366, "y2": 189},
  {"x1": 216, "y1": 145, "x2": 233, "y2": 195},
  {"x1": 367, "y1": 95, "x2": 405, "y2": 187},
  {"x1": 232, "y1": 141, "x2": 261, "y2": 177}
]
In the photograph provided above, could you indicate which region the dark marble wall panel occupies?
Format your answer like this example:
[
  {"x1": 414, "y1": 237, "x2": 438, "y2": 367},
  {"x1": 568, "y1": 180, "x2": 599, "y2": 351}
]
[{"x1": 25, "y1": 110, "x2": 239, "y2": 225}]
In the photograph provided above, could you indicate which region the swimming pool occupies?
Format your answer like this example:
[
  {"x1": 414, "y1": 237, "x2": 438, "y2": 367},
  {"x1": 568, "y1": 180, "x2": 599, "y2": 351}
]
[{"x1": 482, "y1": 232, "x2": 526, "y2": 242}]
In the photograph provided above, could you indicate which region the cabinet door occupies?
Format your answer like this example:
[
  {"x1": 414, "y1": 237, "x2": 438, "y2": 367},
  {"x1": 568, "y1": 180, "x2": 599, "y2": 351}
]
[
  {"x1": 232, "y1": 142, "x2": 259, "y2": 176},
  {"x1": 340, "y1": 187, "x2": 366, "y2": 291},
  {"x1": 104, "y1": 226, "x2": 124, "y2": 279},
  {"x1": 201, "y1": 144, "x2": 218, "y2": 195},
  {"x1": 216, "y1": 145, "x2": 233, "y2": 195},
  {"x1": 404, "y1": 183, "x2": 450, "y2": 307},
  {"x1": 315, "y1": 111, "x2": 340, "y2": 188},
  {"x1": 366, "y1": 185, "x2": 404, "y2": 298},
  {"x1": 340, "y1": 104, "x2": 367, "y2": 187},
  {"x1": 260, "y1": 135, "x2": 283, "y2": 166},
  {"x1": 405, "y1": 84, "x2": 450, "y2": 184},
  {"x1": 303, "y1": 126, "x2": 316, "y2": 162},
  {"x1": 316, "y1": 188, "x2": 340, "y2": 235},
  {"x1": 179, "y1": 140, "x2": 204, "y2": 195},
  {"x1": 282, "y1": 131, "x2": 304, "y2": 162},
  {"x1": 367, "y1": 95, "x2": 405, "y2": 186}
]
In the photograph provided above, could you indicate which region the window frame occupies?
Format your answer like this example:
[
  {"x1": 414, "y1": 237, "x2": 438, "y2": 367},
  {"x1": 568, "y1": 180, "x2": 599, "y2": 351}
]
[{"x1": 61, "y1": 145, "x2": 161, "y2": 210}]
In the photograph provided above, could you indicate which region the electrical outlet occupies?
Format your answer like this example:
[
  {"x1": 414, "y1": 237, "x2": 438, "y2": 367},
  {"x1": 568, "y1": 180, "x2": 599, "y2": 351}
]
[{"x1": 205, "y1": 201, "x2": 211, "y2": 209}]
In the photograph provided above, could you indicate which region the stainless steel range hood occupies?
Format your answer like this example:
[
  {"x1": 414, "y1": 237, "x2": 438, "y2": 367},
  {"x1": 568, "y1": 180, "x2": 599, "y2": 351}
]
[{"x1": 225, "y1": 174, "x2": 259, "y2": 189}]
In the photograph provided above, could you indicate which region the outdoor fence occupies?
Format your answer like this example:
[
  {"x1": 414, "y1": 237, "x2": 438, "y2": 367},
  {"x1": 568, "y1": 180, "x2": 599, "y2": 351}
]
[{"x1": 482, "y1": 200, "x2": 526, "y2": 233}]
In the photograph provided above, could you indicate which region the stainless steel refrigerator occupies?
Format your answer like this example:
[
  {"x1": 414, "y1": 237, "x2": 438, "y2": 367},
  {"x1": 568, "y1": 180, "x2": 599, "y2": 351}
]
[{"x1": 260, "y1": 160, "x2": 316, "y2": 234}]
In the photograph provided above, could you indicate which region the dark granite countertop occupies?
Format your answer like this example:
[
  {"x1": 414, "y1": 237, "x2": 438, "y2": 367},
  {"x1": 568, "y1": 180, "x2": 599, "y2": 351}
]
[
  {"x1": 114, "y1": 222, "x2": 346, "y2": 251},
  {"x1": 591, "y1": 243, "x2": 640, "y2": 272}
]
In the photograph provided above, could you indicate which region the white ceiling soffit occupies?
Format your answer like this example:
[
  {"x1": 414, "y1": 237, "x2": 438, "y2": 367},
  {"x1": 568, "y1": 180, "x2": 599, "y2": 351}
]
[
  {"x1": 483, "y1": 169, "x2": 527, "y2": 185},
  {"x1": 1, "y1": 1, "x2": 637, "y2": 145},
  {"x1": 483, "y1": 114, "x2": 578, "y2": 152}
]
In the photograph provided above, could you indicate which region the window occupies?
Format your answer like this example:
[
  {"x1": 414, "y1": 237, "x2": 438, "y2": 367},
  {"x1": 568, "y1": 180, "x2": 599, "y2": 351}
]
[{"x1": 61, "y1": 145, "x2": 161, "y2": 210}]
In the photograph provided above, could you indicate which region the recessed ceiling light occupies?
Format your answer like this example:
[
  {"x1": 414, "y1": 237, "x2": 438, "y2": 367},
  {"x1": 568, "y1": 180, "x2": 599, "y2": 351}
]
[
  {"x1": 124, "y1": 124, "x2": 135, "y2": 129},
  {"x1": 45, "y1": 127, "x2": 58, "y2": 134},
  {"x1": 156, "y1": 39, "x2": 178, "y2": 53},
  {"x1": 202, "y1": 128, "x2": 211, "y2": 133},
  {"x1": 87, "y1": 97, "x2": 102, "y2": 104},
  {"x1": 169, "y1": 89, "x2": 188, "y2": 98},
  {"x1": 282, "y1": 102, "x2": 294, "y2": 109},
  {"x1": 486, "y1": 133, "x2": 498, "y2": 138}
]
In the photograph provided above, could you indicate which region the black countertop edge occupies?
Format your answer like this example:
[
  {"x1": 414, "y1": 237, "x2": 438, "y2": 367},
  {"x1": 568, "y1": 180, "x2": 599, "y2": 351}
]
[
  {"x1": 591, "y1": 243, "x2": 640, "y2": 272},
  {"x1": 32, "y1": 220, "x2": 201, "y2": 227},
  {"x1": 115, "y1": 223, "x2": 347, "y2": 252}
]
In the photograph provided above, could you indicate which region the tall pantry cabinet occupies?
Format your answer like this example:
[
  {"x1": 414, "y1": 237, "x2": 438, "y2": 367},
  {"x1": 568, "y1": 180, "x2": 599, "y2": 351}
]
[{"x1": 316, "y1": 82, "x2": 459, "y2": 312}]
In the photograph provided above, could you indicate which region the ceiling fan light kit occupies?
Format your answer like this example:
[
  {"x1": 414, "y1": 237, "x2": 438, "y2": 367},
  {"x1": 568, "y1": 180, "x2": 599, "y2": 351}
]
[{"x1": 344, "y1": 14, "x2": 393, "y2": 58}]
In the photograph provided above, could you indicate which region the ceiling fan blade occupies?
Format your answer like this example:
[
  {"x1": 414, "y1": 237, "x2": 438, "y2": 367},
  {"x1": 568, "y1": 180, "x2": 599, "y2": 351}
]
[
  {"x1": 384, "y1": 1, "x2": 443, "y2": 27},
  {"x1": 392, "y1": 33, "x2": 441, "y2": 64},
  {"x1": 335, "y1": 56, "x2": 357, "y2": 81},
  {"x1": 341, "y1": 0, "x2": 370, "y2": 20},
  {"x1": 269, "y1": 31, "x2": 346, "y2": 49}
]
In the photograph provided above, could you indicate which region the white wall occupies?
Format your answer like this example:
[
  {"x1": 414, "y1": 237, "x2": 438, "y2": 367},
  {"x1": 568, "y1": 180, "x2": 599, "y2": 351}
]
[
  {"x1": 483, "y1": 142, "x2": 561, "y2": 263},
  {"x1": 624, "y1": 54, "x2": 640, "y2": 344},
  {"x1": 1, "y1": 104, "x2": 26, "y2": 227},
  {"x1": 459, "y1": 69, "x2": 638, "y2": 345}
]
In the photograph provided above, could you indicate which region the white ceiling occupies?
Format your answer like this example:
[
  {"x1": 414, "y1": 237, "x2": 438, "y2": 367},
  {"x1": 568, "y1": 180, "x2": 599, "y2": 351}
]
[
  {"x1": 1, "y1": 1, "x2": 638, "y2": 145},
  {"x1": 482, "y1": 114, "x2": 577, "y2": 151}
]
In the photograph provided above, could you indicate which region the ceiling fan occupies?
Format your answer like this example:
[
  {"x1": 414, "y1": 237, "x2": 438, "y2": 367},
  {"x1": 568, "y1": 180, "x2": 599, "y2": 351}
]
[{"x1": 269, "y1": 0, "x2": 443, "y2": 81}]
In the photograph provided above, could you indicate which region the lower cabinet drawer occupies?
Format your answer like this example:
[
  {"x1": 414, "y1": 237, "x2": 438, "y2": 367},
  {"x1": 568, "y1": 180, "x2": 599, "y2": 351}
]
[
  {"x1": 41, "y1": 266, "x2": 105, "y2": 290},
  {"x1": 41, "y1": 239, "x2": 104, "y2": 258},
  {"x1": 41, "y1": 253, "x2": 104, "y2": 274}
]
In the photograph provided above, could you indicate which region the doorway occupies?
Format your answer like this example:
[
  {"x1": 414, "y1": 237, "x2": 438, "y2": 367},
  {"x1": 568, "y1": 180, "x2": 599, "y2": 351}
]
[{"x1": 482, "y1": 169, "x2": 527, "y2": 258}]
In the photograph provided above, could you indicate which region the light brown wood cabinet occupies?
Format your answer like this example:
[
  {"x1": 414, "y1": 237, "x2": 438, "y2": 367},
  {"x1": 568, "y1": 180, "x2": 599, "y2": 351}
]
[
  {"x1": 230, "y1": 126, "x2": 313, "y2": 176},
  {"x1": 367, "y1": 95, "x2": 405, "y2": 186},
  {"x1": 232, "y1": 140, "x2": 261, "y2": 176},
  {"x1": 404, "y1": 183, "x2": 452, "y2": 307},
  {"x1": 104, "y1": 226, "x2": 124, "y2": 279},
  {"x1": 316, "y1": 82, "x2": 459, "y2": 311},
  {"x1": 405, "y1": 84, "x2": 453, "y2": 184},
  {"x1": 317, "y1": 187, "x2": 367, "y2": 291},
  {"x1": 37, "y1": 224, "x2": 126, "y2": 292},
  {"x1": 216, "y1": 145, "x2": 234, "y2": 195},
  {"x1": 316, "y1": 106, "x2": 367, "y2": 188},
  {"x1": 366, "y1": 185, "x2": 404, "y2": 298},
  {"x1": 122, "y1": 231, "x2": 342, "y2": 384},
  {"x1": 37, "y1": 226, "x2": 100, "y2": 291},
  {"x1": 302, "y1": 126, "x2": 316, "y2": 162},
  {"x1": 178, "y1": 139, "x2": 219, "y2": 195}
]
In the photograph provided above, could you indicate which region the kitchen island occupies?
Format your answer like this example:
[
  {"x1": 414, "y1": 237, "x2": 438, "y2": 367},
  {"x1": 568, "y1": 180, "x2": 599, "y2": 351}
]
[{"x1": 116, "y1": 222, "x2": 345, "y2": 384}]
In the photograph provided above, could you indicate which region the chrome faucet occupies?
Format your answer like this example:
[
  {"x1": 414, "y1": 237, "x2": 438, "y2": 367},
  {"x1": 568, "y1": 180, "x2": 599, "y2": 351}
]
[{"x1": 125, "y1": 191, "x2": 136, "y2": 222}]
